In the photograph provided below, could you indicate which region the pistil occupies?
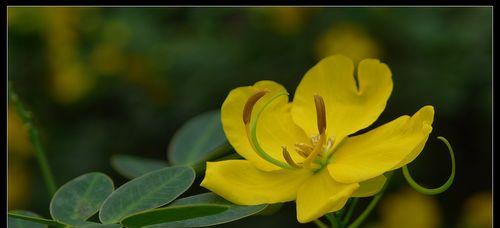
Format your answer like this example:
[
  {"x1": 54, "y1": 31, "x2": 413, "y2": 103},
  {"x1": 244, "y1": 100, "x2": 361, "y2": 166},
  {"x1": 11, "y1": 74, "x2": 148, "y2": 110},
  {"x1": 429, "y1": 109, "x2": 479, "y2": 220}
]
[{"x1": 243, "y1": 90, "x2": 296, "y2": 169}]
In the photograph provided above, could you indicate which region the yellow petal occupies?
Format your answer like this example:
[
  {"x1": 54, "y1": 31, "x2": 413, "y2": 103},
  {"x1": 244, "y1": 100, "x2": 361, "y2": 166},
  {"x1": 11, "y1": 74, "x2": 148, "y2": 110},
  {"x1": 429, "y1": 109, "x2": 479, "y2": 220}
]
[
  {"x1": 221, "y1": 80, "x2": 310, "y2": 171},
  {"x1": 352, "y1": 175, "x2": 387, "y2": 197},
  {"x1": 291, "y1": 55, "x2": 393, "y2": 142},
  {"x1": 201, "y1": 160, "x2": 311, "y2": 205},
  {"x1": 296, "y1": 169, "x2": 359, "y2": 223},
  {"x1": 328, "y1": 106, "x2": 434, "y2": 183}
]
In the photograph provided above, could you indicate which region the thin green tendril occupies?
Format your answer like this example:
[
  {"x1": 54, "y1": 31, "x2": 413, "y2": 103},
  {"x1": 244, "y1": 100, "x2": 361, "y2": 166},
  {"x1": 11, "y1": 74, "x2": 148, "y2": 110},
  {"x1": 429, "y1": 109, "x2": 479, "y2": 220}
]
[
  {"x1": 402, "y1": 136, "x2": 455, "y2": 195},
  {"x1": 249, "y1": 92, "x2": 294, "y2": 169}
]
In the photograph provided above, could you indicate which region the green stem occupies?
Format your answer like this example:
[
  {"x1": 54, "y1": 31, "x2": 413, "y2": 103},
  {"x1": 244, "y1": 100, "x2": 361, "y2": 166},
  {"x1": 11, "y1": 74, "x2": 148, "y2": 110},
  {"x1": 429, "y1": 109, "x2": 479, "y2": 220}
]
[
  {"x1": 314, "y1": 219, "x2": 329, "y2": 228},
  {"x1": 342, "y1": 198, "x2": 359, "y2": 225},
  {"x1": 326, "y1": 213, "x2": 342, "y2": 228},
  {"x1": 336, "y1": 205, "x2": 346, "y2": 219},
  {"x1": 348, "y1": 172, "x2": 393, "y2": 228},
  {"x1": 9, "y1": 83, "x2": 57, "y2": 196}
]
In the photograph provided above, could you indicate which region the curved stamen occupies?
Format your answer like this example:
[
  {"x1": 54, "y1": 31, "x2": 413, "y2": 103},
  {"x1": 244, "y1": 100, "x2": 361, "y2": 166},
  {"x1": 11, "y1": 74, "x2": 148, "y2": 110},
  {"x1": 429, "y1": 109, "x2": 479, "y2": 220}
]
[
  {"x1": 314, "y1": 95, "x2": 326, "y2": 134},
  {"x1": 295, "y1": 143, "x2": 313, "y2": 158},
  {"x1": 282, "y1": 146, "x2": 302, "y2": 168},
  {"x1": 243, "y1": 90, "x2": 268, "y2": 124},
  {"x1": 302, "y1": 95, "x2": 328, "y2": 167},
  {"x1": 244, "y1": 91, "x2": 295, "y2": 169},
  {"x1": 402, "y1": 136, "x2": 456, "y2": 195}
]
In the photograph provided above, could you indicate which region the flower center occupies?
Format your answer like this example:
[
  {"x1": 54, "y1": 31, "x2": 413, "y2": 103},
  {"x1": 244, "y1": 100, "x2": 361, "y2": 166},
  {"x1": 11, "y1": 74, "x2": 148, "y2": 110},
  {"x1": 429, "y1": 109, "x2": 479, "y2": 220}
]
[{"x1": 243, "y1": 91, "x2": 333, "y2": 171}]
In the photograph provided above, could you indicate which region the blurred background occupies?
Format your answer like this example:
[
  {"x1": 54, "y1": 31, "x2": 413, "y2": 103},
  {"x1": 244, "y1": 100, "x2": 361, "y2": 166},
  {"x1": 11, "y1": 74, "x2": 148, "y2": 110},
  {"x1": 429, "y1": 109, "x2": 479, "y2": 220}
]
[{"x1": 7, "y1": 7, "x2": 492, "y2": 228}]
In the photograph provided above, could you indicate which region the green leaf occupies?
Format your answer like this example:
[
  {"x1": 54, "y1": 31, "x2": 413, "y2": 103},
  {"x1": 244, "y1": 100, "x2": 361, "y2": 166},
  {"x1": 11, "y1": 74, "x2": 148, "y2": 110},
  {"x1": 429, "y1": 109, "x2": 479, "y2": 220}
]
[
  {"x1": 168, "y1": 110, "x2": 229, "y2": 166},
  {"x1": 111, "y1": 154, "x2": 168, "y2": 179},
  {"x1": 79, "y1": 223, "x2": 123, "y2": 228},
  {"x1": 121, "y1": 204, "x2": 229, "y2": 228},
  {"x1": 49, "y1": 172, "x2": 114, "y2": 226},
  {"x1": 99, "y1": 166, "x2": 195, "y2": 224},
  {"x1": 8, "y1": 211, "x2": 62, "y2": 227},
  {"x1": 147, "y1": 193, "x2": 267, "y2": 227},
  {"x1": 255, "y1": 203, "x2": 283, "y2": 216}
]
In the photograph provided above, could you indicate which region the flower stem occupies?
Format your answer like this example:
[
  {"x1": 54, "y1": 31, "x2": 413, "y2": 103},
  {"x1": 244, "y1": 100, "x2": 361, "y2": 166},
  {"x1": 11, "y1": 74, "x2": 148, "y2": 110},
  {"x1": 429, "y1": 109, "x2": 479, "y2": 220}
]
[
  {"x1": 326, "y1": 213, "x2": 343, "y2": 228},
  {"x1": 314, "y1": 219, "x2": 329, "y2": 228},
  {"x1": 348, "y1": 172, "x2": 393, "y2": 228},
  {"x1": 342, "y1": 198, "x2": 359, "y2": 225},
  {"x1": 8, "y1": 83, "x2": 57, "y2": 196}
]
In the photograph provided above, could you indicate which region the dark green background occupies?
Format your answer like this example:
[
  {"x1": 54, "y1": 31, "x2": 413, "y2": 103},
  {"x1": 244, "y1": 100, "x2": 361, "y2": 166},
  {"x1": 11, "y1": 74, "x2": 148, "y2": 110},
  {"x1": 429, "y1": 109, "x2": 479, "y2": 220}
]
[{"x1": 8, "y1": 7, "x2": 492, "y2": 227}]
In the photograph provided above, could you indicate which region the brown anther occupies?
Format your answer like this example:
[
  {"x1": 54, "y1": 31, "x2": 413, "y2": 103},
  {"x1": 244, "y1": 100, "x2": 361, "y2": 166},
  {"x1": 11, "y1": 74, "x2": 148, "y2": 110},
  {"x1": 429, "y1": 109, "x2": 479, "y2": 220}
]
[
  {"x1": 282, "y1": 146, "x2": 302, "y2": 168},
  {"x1": 296, "y1": 143, "x2": 314, "y2": 151},
  {"x1": 314, "y1": 95, "x2": 326, "y2": 134},
  {"x1": 294, "y1": 149, "x2": 310, "y2": 158},
  {"x1": 243, "y1": 90, "x2": 269, "y2": 124}
]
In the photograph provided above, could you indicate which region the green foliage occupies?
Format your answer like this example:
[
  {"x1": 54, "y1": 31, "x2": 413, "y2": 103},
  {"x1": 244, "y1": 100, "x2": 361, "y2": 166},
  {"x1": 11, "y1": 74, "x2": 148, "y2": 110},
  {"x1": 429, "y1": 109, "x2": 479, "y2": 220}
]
[
  {"x1": 50, "y1": 173, "x2": 114, "y2": 226},
  {"x1": 8, "y1": 211, "x2": 49, "y2": 228},
  {"x1": 99, "y1": 166, "x2": 195, "y2": 224},
  {"x1": 8, "y1": 211, "x2": 62, "y2": 227},
  {"x1": 111, "y1": 154, "x2": 168, "y2": 179},
  {"x1": 168, "y1": 110, "x2": 229, "y2": 166},
  {"x1": 156, "y1": 193, "x2": 268, "y2": 227},
  {"x1": 121, "y1": 204, "x2": 229, "y2": 228},
  {"x1": 79, "y1": 223, "x2": 123, "y2": 228}
]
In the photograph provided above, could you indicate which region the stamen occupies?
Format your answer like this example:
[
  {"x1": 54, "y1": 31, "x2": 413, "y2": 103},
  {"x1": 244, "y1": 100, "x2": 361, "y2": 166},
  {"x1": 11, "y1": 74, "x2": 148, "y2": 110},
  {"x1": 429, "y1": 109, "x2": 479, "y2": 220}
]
[
  {"x1": 311, "y1": 135, "x2": 321, "y2": 145},
  {"x1": 282, "y1": 146, "x2": 302, "y2": 168},
  {"x1": 294, "y1": 148, "x2": 310, "y2": 158},
  {"x1": 301, "y1": 133, "x2": 326, "y2": 167},
  {"x1": 243, "y1": 90, "x2": 269, "y2": 125},
  {"x1": 295, "y1": 143, "x2": 313, "y2": 153},
  {"x1": 314, "y1": 95, "x2": 326, "y2": 134}
]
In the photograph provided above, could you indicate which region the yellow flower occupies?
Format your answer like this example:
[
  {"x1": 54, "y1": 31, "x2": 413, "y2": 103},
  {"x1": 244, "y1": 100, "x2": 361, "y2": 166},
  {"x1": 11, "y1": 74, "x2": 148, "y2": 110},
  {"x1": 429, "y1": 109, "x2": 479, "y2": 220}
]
[
  {"x1": 8, "y1": 161, "x2": 32, "y2": 210},
  {"x1": 376, "y1": 188, "x2": 442, "y2": 228},
  {"x1": 8, "y1": 106, "x2": 33, "y2": 157},
  {"x1": 252, "y1": 8, "x2": 314, "y2": 35},
  {"x1": 459, "y1": 191, "x2": 492, "y2": 228},
  {"x1": 315, "y1": 24, "x2": 381, "y2": 63},
  {"x1": 201, "y1": 55, "x2": 434, "y2": 223}
]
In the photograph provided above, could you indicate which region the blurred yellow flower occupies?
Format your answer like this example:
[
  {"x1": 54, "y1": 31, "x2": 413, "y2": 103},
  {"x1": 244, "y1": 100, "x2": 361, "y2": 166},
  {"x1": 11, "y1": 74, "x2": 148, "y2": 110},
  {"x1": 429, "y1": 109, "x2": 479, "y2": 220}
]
[
  {"x1": 253, "y1": 8, "x2": 313, "y2": 35},
  {"x1": 201, "y1": 55, "x2": 434, "y2": 223},
  {"x1": 377, "y1": 187, "x2": 442, "y2": 228},
  {"x1": 91, "y1": 20, "x2": 131, "y2": 76},
  {"x1": 44, "y1": 8, "x2": 95, "y2": 104},
  {"x1": 8, "y1": 161, "x2": 32, "y2": 210},
  {"x1": 8, "y1": 106, "x2": 32, "y2": 157},
  {"x1": 315, "y1": 24, "x2": 381, "y2": 63},
  {"x1": 459, "y1": 191, "x2": 492, "y2": 228},
  {"x1": 91, "y1": 43, "x2": 127, "y2": 76},
  {"x1": 51, "y1": 63, "x2": 93, "y2": 104}
]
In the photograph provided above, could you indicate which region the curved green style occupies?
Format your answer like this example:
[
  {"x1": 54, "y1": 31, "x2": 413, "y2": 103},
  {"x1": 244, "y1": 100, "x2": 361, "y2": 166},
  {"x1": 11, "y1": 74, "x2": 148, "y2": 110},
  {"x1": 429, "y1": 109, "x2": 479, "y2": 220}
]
[
  {"x1": 402, "y1": 136, "x2": 456, "y2": 195},
  {"x1": 249, "y1": 92, "x2": 294, "y2": 169}
]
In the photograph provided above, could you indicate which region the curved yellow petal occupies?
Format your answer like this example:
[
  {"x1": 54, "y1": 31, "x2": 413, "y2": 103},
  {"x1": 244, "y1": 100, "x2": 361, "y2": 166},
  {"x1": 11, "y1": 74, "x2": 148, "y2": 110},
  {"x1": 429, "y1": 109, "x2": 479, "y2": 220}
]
[
  {"x1": 291, "y1": 55, "x2": 393, "y2": 142},
  {"x1": 296, "y1": 169, "x2": 359, "y2": 223},
  {"x1": 221, "y1": 80, "x2": 310, "y2": 171},
  {"x1": 328, "y1": 106, "x2": 434, "y2": 184},
  {"x1": 352, "y1": 175, "x2": 387, "y2": 197},
  {"x1": 201, "y1": 160, "x2": 311, "y2": 205}
]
